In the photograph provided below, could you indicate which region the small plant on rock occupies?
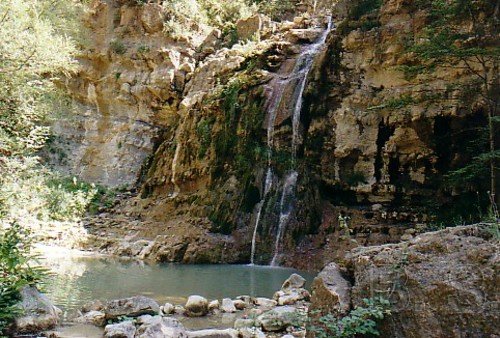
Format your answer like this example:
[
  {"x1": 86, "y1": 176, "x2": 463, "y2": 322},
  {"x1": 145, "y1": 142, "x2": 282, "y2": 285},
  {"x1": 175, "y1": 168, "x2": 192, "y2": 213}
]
[{"x1": 309, "y1": 296, "x2": 391, "y2": 338}]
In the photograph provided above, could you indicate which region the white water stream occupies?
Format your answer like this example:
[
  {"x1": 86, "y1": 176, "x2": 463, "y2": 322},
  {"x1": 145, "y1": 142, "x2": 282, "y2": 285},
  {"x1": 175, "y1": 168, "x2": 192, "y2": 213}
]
[{"x1": 250, "y1": 17, "x2": 332, "y2": 266}]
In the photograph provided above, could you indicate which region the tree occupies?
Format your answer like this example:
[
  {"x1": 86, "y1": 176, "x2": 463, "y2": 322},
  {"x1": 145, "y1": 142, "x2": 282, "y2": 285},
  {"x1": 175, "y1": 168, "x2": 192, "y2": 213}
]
[{"x1": 404, "y1": 0, "x2": 499, "y2": 217}]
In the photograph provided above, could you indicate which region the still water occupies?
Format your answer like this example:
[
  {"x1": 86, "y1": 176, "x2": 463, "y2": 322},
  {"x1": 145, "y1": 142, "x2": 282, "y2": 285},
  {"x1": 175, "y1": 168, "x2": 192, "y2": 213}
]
[{"x1": 39, "y1": 247, "x2": 314, "y2": 320}]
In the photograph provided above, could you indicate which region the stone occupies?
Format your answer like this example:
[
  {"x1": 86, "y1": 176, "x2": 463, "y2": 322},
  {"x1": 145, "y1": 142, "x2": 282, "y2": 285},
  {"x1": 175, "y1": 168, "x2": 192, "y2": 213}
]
[
  {"x1": 238, "y1": 328, "x2": 266, "y2": 338},
  {"x1": 187, "y1": 329, "x2": 239, "y2": 338},
  {"x1": 274, "y1": 289, "x2": 310, "y2": 306},
  {"x1": 282, "y1": 274, "x2": 306, "y2": 290},
  {"x1": 104, "y1": 321, "x2": 136, "y2": 338},
  {"x1": 160, "y1": 302, "x2": 175, "y2": 315},
  {"x1": 185, "y1": 295, "x2": 209, "y2": 317},
  {"x1": 221, "y1": 298, "x2": 237, "y2": 313},
  {"x1": 208, "y1": 299, "x2": 220, "y2": 311},
  {"x1": 233, "y1": 299, "x2": 247, "y2": 310},
  {"x1": 234, "y1": 318, "x2": 255, "y2": 329},
  {"x1": 257, "y1": 306, "x2": 304, "y2": 332},
  {"x1": 236, "y1": 295, "x2": 252, "y2": 305},
  {"x1": 236, "y1": 15, "x2": 263, "y2": 41},
  {"x1": 81, "y1": 299, "x2": 104, "y2": 313},
  {"x1": 75, "y1": 310, "x2": 106, "y2": 327},
  {"x1": 140, "y1": 4, "x2": 164, "y2": 33},
  {"x1": 308, "y1": 263, "x2": 351, "y2": 317},
  {"x1": 253, "y1": 297, "x2": 277, "y2": 308},
  {"x1": 104, "y1": 296, "x2": 160, "y2": 319},
  {"x1": 174, "y1": 305, "x2": 185, "y2": 315},
  {"x1": 14, "y1": 286, "x2": 61, "y2": 333},
  {"x1": 135, "y1": 316, "x2": 187, "y2": 338}
]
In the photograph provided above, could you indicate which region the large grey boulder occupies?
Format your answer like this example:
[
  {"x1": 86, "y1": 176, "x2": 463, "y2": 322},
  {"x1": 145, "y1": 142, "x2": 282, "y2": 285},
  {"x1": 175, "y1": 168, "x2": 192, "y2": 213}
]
[
  {"x1": 308, "y1": 263, "x2": 351, "y2": 316},
  {"x1": 185, "y1": 295, "x2": 209, "y2": 317},
  {"x1": 257, "y1": 306, "x2": 305, "y2": 332},
  {"x1": 104, "y1": 321, "x2": 136, "y2": 338},
  {"x1": 104, "y1": 296, "x2": 160, "y2": 319},
  {"x1": 282, "y1": 273, "x2": 306, "y2": 290},
  {"x1": 14, "y1": 286, "x2": 61, "y2": 333}
]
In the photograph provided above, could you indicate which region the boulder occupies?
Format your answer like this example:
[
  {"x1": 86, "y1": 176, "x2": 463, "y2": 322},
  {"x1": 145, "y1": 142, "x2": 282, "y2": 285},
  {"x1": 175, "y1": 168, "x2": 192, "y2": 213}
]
[
  {"x1": 221, "y1": 298, "x2": 237, "y2": 313},
  {"x1": 324, "y1": 225, "x2": 500, "y2": 338},
  {"x1": 234, "y1": 318, "x2": 255, "y2": 329},
  {"x1": 14, "y1": 286, "x2": 61, "y2": 333},
  {"x1": 160, "y1": 302, "x2": 175, "y2": 316},
  {"x1": 187, "y1": 328, "x2": 239, "y2": 338},
  {"x1": 238, "y1": 328, "x2": 266, "y2": 338},
  {"x1": 257, "y1": 306, "x2": 304, "y2": 332},
  {"x1": 185, "y1": 295, "x2": 209, "y2": 317},
  {"x1": 76, "y1": 310, "x2": 106, "y2": 327},
  {"x1": 236, "y1": 15, "x2": 263, "y2": 41},
  {"x1": 309, "y1": 263, "x2": 351, "y2": 317},
  {"x1": 233, "y1": 299, "x2": 247, "y2": 310},
  {"x1": 253, "y1": 297, "x2": 277, "y2": 308},
  {"x1": 135, "y1": 316, "x2": 188, "y2": 338},
  {"x1": 274, "y1": 289, "x2": 310, "y2": 306},
  {"x1": 208, "y1": 300, "x2": 220, "y2": 311},
  {"x1": 282, "y1": 274, "x2": 306, "y2": 290},
  {"x1": 104, "y1": 296, "x2": 160, "y2": 319},
  {"x1": 104, "y1": 321, "x2": 136, "y2": 338},
  {"x1": 82, "y1": 299, "x2": 104, "y2": 313}
]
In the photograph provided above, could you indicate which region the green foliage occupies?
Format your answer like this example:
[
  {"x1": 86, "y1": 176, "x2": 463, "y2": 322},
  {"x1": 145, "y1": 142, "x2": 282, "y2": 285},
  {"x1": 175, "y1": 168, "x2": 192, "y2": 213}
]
[
  {"x1": 337, "y1": 0, "x2": 382, "y2": 35},
  {"x1": 196, "y1": 117, "x2": 215, "y2": 158},
  {"x1": 110, "y1": 39, "x2": 127, "y2": 55},
  {"x1": 310, "y1": 297, "x2": 391, "y2": 338},
  {"x1": 251, "y1": 0, "x2": 296, "y2": 21},
  {"x1": 0, "y1": 223, "x2": 47, "y2": 335},
  {"x1": 162, "y1": 0, "x2": 257, "y2": 39}
]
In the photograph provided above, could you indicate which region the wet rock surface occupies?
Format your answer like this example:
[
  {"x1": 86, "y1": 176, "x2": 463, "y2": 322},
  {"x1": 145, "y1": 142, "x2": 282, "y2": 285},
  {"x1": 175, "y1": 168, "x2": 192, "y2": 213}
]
[{"x1": 104, "y1": 296, "x2": 160, "y2": 319}]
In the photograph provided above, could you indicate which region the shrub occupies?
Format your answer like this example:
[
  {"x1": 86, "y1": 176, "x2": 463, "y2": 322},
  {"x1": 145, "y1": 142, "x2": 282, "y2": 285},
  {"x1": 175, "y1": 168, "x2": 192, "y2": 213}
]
[
  {"x1": 309, "y1": 296, "x2": 391, "y2": 338},
  {"x1": 0, "y1": 223, "x2": 47, "y2": 335}
]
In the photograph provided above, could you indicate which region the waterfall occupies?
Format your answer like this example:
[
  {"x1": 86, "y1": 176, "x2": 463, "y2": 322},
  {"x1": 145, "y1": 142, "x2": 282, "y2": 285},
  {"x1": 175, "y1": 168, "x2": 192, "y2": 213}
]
[{"x1": 250, "y1": 16, "x2": 332, "y2": 266}]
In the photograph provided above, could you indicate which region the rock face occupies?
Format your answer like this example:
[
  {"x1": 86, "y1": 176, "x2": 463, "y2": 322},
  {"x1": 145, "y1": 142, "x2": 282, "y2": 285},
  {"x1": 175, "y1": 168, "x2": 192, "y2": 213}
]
[
  {"x1": 14, "y1": 286, "x2": 61, "y2": 333},
  {"x1": 104, "y1": 296, "x2": 160, "y2": 319},
  {"x1": 54, "y1": 0, "x2": 496, "y2": 269},
  {"x1": 310, "y1": 224, "x2": 500, "y2": 338}
]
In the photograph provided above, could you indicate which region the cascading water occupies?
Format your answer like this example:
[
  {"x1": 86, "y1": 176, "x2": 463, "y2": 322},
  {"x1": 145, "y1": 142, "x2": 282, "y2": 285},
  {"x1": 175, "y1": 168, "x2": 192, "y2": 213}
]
[{"x1": 250, "y1": 16, "x2": 332, "y2": 266}]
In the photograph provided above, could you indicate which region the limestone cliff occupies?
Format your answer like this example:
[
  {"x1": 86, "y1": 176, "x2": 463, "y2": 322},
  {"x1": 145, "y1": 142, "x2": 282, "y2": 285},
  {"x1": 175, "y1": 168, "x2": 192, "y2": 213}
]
[{"x1": 51, "y1": 0, "x2": 497, "y2": 269}]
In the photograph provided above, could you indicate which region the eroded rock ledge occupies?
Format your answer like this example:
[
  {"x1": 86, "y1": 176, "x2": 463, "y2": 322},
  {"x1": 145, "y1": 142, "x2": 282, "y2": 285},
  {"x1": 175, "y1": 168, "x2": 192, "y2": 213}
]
[{"x1": 309, "y1": 224, "x2": 500, "y2": 338}]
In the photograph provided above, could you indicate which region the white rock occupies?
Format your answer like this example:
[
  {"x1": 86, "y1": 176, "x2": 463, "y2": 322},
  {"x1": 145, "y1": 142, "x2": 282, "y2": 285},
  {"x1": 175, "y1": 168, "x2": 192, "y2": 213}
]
[
  {"x1": 185, "y1": 295, "x2": 209, "y2": 317},
  {"x1": 104, "y1": 321, "x2": 136, "y2": 338},
  {"x1": 221, "y1": 298, "x2": 237, "y2": 313}
]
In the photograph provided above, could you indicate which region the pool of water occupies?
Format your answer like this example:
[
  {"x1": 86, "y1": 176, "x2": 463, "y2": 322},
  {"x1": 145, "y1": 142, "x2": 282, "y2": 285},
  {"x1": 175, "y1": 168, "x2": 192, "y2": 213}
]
[{"x1": 38, "y1": 247, "x2": 314, "y2": 321}]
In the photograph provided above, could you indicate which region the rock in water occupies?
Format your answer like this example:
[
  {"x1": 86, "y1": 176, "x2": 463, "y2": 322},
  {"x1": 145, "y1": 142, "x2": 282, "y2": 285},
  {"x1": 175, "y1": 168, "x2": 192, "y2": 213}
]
[
  {"x1": 104, "y1": 321, "x2": 136, "y2": 338},
  {"x1": 208, "y1": 299, "x2": 220, "y2": 312},
  {"x1": 221, "y1": 298, "x2": 237, "y2": 313},
  {"x1": 253, "y1": 297, "x2": 277, "y2": 308},
  {"x1": 185, "y1": 295, "x2": 209, "y2": 317},
  {"x1": 76, "y1": 310, "x2": 106, "y2": 327},
  {"x1": 135, "y1": 316, "x2": 187, "y2": 338},
  {"x1": 282, "y1": 273, "x2": 306, "y2": 290},
  {"x1": 104, "y1": 296, "x2": 160, "y2": 319},
  {"x1": 14, "y1": 286, "x2": 61, "y2": 333},
  {"x1": 160, "y1": 302, "x2": 175, "y2": 316}
]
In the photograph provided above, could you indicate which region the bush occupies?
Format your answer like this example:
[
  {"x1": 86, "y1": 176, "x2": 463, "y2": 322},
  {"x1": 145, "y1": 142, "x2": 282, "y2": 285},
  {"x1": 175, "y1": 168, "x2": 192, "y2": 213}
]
[
  {"x1": 309, "y1": 297, "x2": 391, "y2": 338},
  {"x1": 0, "y1": 223, "x2": 47, "y2": 335}
]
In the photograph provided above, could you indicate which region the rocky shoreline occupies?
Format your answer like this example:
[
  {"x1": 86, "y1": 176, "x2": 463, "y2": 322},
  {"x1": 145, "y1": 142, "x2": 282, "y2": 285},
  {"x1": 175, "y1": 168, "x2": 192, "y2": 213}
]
[{"x1": 14, "y1": 274, "x2": 312, "y2": 338}]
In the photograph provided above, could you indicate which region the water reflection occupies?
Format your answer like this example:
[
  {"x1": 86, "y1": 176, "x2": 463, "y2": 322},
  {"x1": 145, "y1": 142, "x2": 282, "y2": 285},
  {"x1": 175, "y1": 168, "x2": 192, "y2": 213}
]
[{"x1": 41, "y1": 254, "x2": 314, "y2": 320}]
